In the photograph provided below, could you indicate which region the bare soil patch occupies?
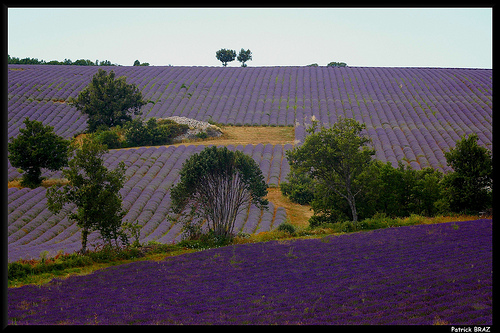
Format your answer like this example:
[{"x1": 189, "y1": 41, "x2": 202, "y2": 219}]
[
  {"x1": 265, "y1": 187, "x2": 313, "y2": 228},
  {"x1": 171, "y1": 125, "x2": 295, "y2": 147}
]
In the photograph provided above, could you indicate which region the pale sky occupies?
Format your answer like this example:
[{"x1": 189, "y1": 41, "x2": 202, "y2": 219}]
[{"x1": 8, "y1": 7, "x2": 493, "y2": 68}]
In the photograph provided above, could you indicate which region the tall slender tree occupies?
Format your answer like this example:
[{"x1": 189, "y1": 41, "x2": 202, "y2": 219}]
[{"x1": 46, "y1": 137, "x2": 127, "y2": 252}]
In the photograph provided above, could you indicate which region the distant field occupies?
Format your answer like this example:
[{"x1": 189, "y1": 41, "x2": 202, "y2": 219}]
[{"x1": 8, "y1": 65, "x2": 492, "y2": 171}]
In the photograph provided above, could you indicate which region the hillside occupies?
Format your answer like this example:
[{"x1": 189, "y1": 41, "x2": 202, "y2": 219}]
[
  {"x1": 7, "y1": 65, "x2": 492, "y2": 261},
  {"x1": 8, "y1": 65, "x2": 492, "y2": 172}
]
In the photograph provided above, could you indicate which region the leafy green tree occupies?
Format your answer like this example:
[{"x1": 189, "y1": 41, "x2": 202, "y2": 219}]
[
  {"x1": 170, "y1": 146, "x2": 268, "y2": 239},
  {"x1": 46, "y1": 137, "x2": 127, "y2": 253},
  {"x1": 8, "y1": 117, "x2": 71, "y2": 188},
  {"x1": 133, "y1": 60, "x2": 149, "y2": 66},
  {"x1": 215, "y1": 49, "x2": 237, "y2": 67},
  {"x1": 440, "y1": 134, "x2": 492, "y2": 214},
  {"x1": 237, "y1": 48, "x2": 252, "y2": 67},
  {"x1": 70, "y1": 69, "x2": 147, "y2": 132},
  {"x1": 327, "y1": 62, "x2": 347, "y2": 67},
  {"x1": 365, "y1": 161, "x2": 442, "y2": 217},
  {"x1": 286, "y1": 117, "x2": 375, "y2": 224},
  {"x1": 73, "y1": 59, "x2": 95, "y2": 66}
]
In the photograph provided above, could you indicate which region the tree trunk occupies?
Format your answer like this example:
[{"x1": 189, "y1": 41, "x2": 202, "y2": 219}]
[
  {"x1": 347, "y1": 193, "x2": 358, "y2": 224},
  {"x1": 81, "y1": 228, "x2": 89, "y2": 253}
]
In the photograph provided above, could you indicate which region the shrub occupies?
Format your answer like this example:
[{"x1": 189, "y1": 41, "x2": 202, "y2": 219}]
[
  {"x1": 124, "y1": 117, "x2": 189, "y2": 147},
  {"x1": 280, "y1": 170, "x2": 315, "y2": 205},
  {"x1": 277, "y1": 222, "x2": 296, "y2": 235},
  {"x1": 93, "y1": 129, "x2": 121, "y2": 149}
]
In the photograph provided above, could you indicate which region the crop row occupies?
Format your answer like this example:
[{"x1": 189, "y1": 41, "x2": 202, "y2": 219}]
[
  {"x1": 8, "y1": 143, "x2": 292, "y2": 262},
  {"x1": 8, "y1": 219, "x2": 492, "y2": 324},
  {"x1": 8, "y1": 65, "x2": 492, "y2": 171}
]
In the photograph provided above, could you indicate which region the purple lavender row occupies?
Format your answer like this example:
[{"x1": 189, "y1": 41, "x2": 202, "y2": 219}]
[
  {"x1": 8, "y1": 65, "x2": 491, "y2": 173},
  {"x1": 8, "y1": 65, "x2": 491, "y2": 130},
  {"x1": 8, "y1": 219, "x2": 492, "y2": 325}
]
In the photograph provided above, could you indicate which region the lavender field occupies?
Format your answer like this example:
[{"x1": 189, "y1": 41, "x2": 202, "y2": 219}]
[
  {"x1": 8, "y1": 65, "x2": 492, "y2": 171},
  {"x1": 8, "y1": 143, "x2": 291, "y2": 262},
  {"x1": 7, "y1": 65, "x2": 492, "y2": 266},
  {"x1": 8, "y1": 219, "x2": 492, "y2": 325}
]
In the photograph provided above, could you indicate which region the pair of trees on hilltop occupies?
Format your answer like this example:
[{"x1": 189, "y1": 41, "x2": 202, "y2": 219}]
[{"x1": 216, "y1": 48, "x2": 252, "y2": 67}]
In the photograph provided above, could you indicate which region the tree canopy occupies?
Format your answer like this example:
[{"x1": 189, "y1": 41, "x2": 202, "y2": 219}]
[
  {"x1": 215, "y1": 49, "x2": 237, "y2": 67},
  {"x1": 237, "y1": 49, "x2": 252, "y2": 67},
  {"x1": 440, "y1": 133, "x2": 492, "y2": 213},
  {"x1": 46, "y1": 137, "x2": 127, "y2": 252},
  {"x1": 8, "y1": 117, "x2": 71, "y2": 188},
  {"x1": 286, "y1": 117, "x2": 375, "y2": 223},
  {"x1": 170, "y1": 146, "x2": 268, "y2": 239},
  {"x1": 69, "y1": 69, "x2": 147, "y2": 132}
]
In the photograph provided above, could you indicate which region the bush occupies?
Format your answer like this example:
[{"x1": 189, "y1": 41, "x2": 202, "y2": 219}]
[
  {"x1": 280, "y1": 170, "x2": 315, "y2": 205},
  {"x1": 124, "y1": 117, "x2": 189, "y2": 147},
  {"x1": 93, "y1": 129, "x2": 122, "y2": 149},
  {"x1": 277, "y1": 222, "x2": 296, "y2": 235}
]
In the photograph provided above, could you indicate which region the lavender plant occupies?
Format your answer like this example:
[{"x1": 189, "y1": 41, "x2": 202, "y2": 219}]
[{"x1": 8, "y1": 219, "x2": 492, "y2": 325}]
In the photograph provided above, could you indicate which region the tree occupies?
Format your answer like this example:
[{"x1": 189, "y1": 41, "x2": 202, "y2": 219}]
[
  {"x1": 8, "y1": 117, "x2": 71, "y2": 188},
  {"x1": 237, "y1": 49, "x2": 252, "y2": 67},
  {"x1": 170, "y1": 146, "x2": 268, "y2": 239},
  {"x1": 69, "y1": 69, "x2": 147, "y2": 132},
  {"x1": 46, "y1": 137, "x2": 127, "y2": 253},
  {"x1": 215, "y1": 49, "x2": 237, "y2": 67},
  {"x1": 440, "y1": 133, "x2": 492, "y2": 214},
  {"x1": 286, "y1": 117, "x2": 375, "y2": 224},
  {"x1": 327, "y1": 62, "x2": 347, "y2": 67},
  {"x1": 133, "y1": 60, "x2": 150, "y2": 66}
]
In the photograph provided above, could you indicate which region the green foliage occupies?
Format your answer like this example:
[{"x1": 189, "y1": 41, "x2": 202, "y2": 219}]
[
  {"x1": 170, "y1": 146, "x2": 268, "y2": 239},
  {"x1": 91, "y1": 127, "x2": 122, "y2": 149},
  {"x1": 440, "y1": 133, "x2": 492, "y2": 214},
  {"x1": 70, "y1": 69, "x2": 147, "y2": 132},
  {"x1": 133, "y1": 60, "x2": 150, "y2": 66},
  {"x1": 216, "y1": 48, "x2": 237, "y2": 67},
  {"x1": 8, "y1": 54, "x2": 119, "y2": 66},
  {"x1": 277, "y1": 222, "x2": 296, "y2": 235},
  {"x1": 280, "y1": 170, "x2": 316, "y2": 205},
  {"x1": 46, "y1": 137, "x2": 127, "y2": 252},
  {"x1": 8, "y1": 117, "x2": 71, "y2": 188},
  {"x1": 123, "y1": 117, "x2": 189, "y2": 147},
  {"x1": 306, "y1": 63, "x2": 319, "y2": 67},
  {"x1": 327, "y1": 62, "x2": 347, "y2": 67},
  {"x1": 364, "y1": 161, "x2": 443, "y2": 218},
  {"x1": 237, "y1": 48, "x2": 252, "y2": 67},
  {"x1": 286, "y1": 117, "x2": 375, "y2": 223}
]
